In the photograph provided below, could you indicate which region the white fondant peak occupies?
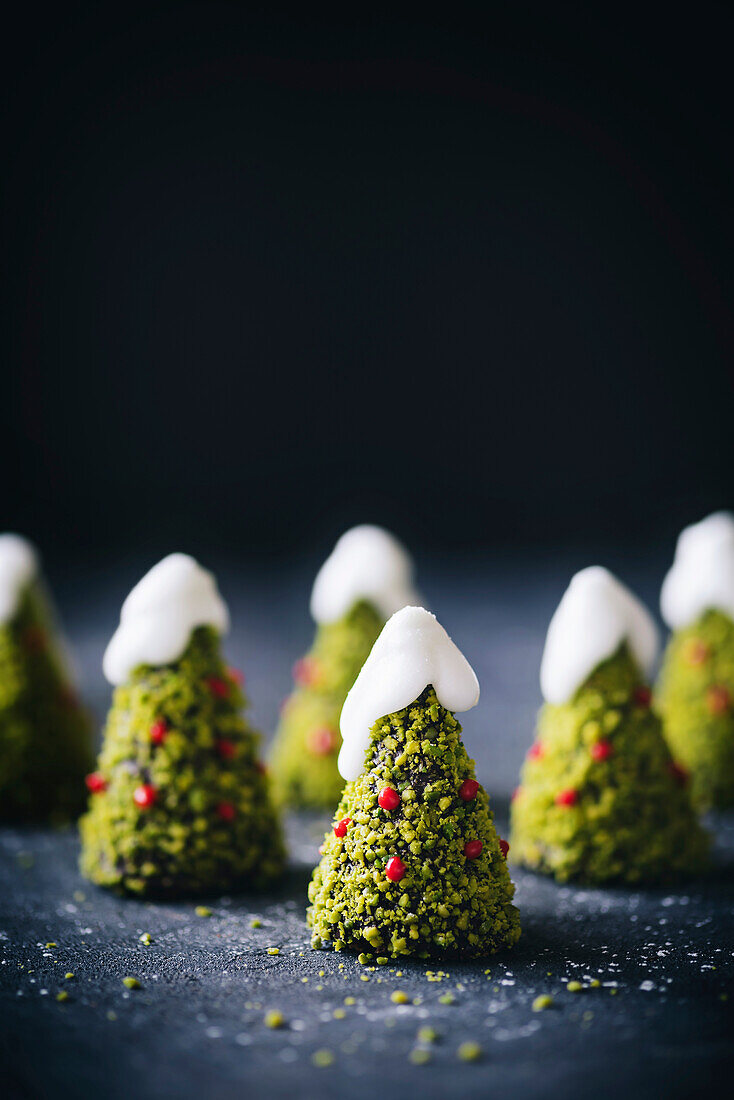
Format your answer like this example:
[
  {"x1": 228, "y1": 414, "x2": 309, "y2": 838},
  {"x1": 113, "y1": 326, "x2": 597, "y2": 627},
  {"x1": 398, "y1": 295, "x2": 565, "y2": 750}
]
[
  {"x1": 660, "y1": 511, "x2": 734, "y2": 628},
  {"x1": 310, "y1": 525, "x2": 419, "y2": 625},
  {"x1": 338, "y1": 606, "x2": 479, "y2": 781},
  {"x1": 0, "y1": 534, "x2": 38, "y2": 624},
  {"x1": 103, "y1": 553, "x2": 229, "y2": 685},
  {"x1": 540, "y1": 566, "x2": 658, "y2": 705}
]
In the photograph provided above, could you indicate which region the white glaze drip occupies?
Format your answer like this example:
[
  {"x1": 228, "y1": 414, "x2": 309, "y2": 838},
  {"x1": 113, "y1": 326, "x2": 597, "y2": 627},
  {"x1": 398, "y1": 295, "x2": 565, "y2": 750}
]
[
  {"x1": 310, "y1": 525, "x2": 419, "y2": 625},
  {"x1": 660, "y1": 511, "x2": 734, "y2": 628},
  {"x1": 0, "y1": 534, "x2": 38, "y2": 624}
]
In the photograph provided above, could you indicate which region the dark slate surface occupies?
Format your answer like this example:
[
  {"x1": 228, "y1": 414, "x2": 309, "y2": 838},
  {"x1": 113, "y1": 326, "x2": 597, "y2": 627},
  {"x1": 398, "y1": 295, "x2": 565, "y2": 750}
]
[{"x1": 1, "y1": 554, "x2": 733, "y2": 1099}]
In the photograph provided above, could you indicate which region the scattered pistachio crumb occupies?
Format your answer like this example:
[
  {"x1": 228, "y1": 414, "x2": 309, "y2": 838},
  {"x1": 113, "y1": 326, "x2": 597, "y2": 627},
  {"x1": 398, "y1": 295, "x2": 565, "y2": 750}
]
[
  {"x1": 139, "y1": 933, "x2": 153, "y2": 946},
  {"x1": 311, "y1": 1049, "x2": 334, "y2": 1068},
  {"x1": 250, "y1": 918, "x2": 262, "y2": 928},
  {"x1": 264, "y1": 1010, "x2": 285, "y2": 1029},
  {"x1": 376, "y1": 957, "x2": 388, "y2": 965},
  {"x1": 266, "y1": 947, "x2": 280, "y2": 956},
  {"x1": 122, "y1": 977, "x2": 141, "y2": 990},
  {"x1": 64, "y1": 973, "x2": 74, "y2": 981},
  {"x1": 409, "y1": 1048, "x2": 432, "y2": 1065},
  {"x1": 439, "y1": 993, "x2": 455, "y2": 1005},
  {"x1": 73, "y1": 891, "x2": 86, "y2": 903},
  {"x1": 533, "y1": 994, "x2": 554, "y2": 1011},
  {"x1": 589, "y1": 979, "x2": 600, "y2": 989},
  {"x1": 195, "y1": 906, "x2": 213, "y2": 918},
  {"x1": 106, "y1": 1010, "x2": 117, "y2": 1021},
  {"x1": 566, "y1": 981, "x2": 583, "y2": 993},
  {"x1": 391, "y1": 991, "x2": 409, "y2": 1004},
  {"x1": 457, "y1": 1041, "x2": 482, "y2": 1062},
  {"x1": 417, "y1": 1026, "x2": 438, "y2": 1043},
  {"x1": 301, "y1": 977, "x2": 309, "y2": 984},
  {"x1": 45, "y1": 943, "x2": 57, "y2": 949},
  {"x1": 360, "y1": 975, "x2": 370, "y2": 982},
  {"x1": 333, "y1": 1008, "x2": 346, "y2": 1019},
  {"x1": 344, "y1": 997, "x2": 356, "y2": 1006},
  {"x1": 55, "y1": 991, "x2": 69, "y2": 1003}
]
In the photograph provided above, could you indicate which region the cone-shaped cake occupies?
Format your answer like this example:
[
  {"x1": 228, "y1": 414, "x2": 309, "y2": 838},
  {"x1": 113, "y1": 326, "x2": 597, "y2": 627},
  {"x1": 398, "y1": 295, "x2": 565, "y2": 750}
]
[
  {"x1": 510, "y1": 567, "x2": 708, "y2": 884},
  {"x1": 80, "y1": 554, "x2": 284, "y2": 896},
  {"x1": 0, "y1": 534, "x2": 93, "y2": 822},
  {"x1": 656, "y1": 512, "x2": 734, "y2": 810},
  {"x1": 270, "y1": 526, "x2": 419, "y2": 809},
  {"x1": 308, "y1": 606, "x2": 520, "y2": 960}
]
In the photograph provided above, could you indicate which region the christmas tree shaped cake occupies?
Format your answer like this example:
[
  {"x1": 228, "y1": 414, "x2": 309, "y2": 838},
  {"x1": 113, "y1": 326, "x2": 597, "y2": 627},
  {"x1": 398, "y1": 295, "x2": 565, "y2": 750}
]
[
  {"x1": 510, "y1": 567, "x2": 708, "y2": 884},
  {"x1": 80, "y1": 553, "x2": 284, "y2": 896},
  {"x1": 308, "y1": 606, "x2": 520, "y2": 960},
  {"x1": 0, "y1": 534, "x2": 93, "y2": 821},
  {"x1": 656, "y1": 512, "x2": 734, "y2": 810},
  {"x1": 270, "y1": 525, "x2": 419, "y2": 809}
]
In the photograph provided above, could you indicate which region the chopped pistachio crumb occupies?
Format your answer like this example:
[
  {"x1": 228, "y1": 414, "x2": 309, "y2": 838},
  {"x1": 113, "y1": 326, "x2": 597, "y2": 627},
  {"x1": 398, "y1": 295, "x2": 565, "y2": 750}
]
[
  {"x1": 417, "y1": 1026, "x2": 438, "y2": 1043},
  {"x1": 301, "y1": 978, "x2": 309, "y2": 984},
  {"x1": 333, "y1": 1008, "x2": 346, "y2": 1019},
  {"x1": 45, "y1": 943, "x2": 57, "y2": 949},
  {"x1": 344, "y1": 996, "x2": 356, "y2": 1006},
  {"x1": 357, "y1": 953, "x2": 372, "y2": 965},
  {"x1": 139, "y1": 933, "x2": 153, "y2": 946},
  {"x1": 439, "y1": 993, "x2": 455, "y2": 1005},
  {"x1": 64, "y1": 973, "x2": 74, "y2": 981},
  {"x1": 250, "y1": 918, "x2": 262, "y2": 928},
  {"x1": 122, "y1": 977, "x2": 141, "y2": 990},
  {"x1": 73, "y1": 891, "x2": 86, "y2": 903},
  {"x1": 589, "y1": 979, "x2": 601, "y2": 988},
  {"x1": 311, "y1": 1049, "x2": 334, "y2": 1068},
  {"x1": 266, "y1": 947, "x2": 280, "y2": 956},
  {"x1": 409, "y1": 1048, "x2": 432, "y2": 1065},
  {"x1": 106, "y1": 1010, "x2": 117, "y2": 1021},
  {"x1": 55, "y1": 991, "x2": 69, "y2": 1003},
  {"x1": 264, "y1": 1010, "x2": 285, "y2": 1029},
  {"x1": 376, "y1": 957, "x2": 388, "y2": 965},
  {"x1": 457, "y1": 1041, "x2": 482, "y2": 1062},
  {"x1": 360, "y1": 975, "x2": 370, "y2": 982},
  {"x1": 195, "y1": 906, "x2": 213, "y2": 918},
  {"x1": 391, "y1": 991, "x2": 409, "y2": 1004},
  {"x1": 566, "y1": 980, "x2": 583, "y2": 993},
  {"x1": 532, "y1": 994, "x2": 554, "y2": 1011}
]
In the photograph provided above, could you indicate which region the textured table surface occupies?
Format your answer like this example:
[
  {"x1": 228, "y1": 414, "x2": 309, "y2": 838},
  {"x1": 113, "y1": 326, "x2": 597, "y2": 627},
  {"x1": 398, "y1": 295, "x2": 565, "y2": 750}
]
[{"x1": 1, "y1": 554, "x2": 733, "y2": 1099}]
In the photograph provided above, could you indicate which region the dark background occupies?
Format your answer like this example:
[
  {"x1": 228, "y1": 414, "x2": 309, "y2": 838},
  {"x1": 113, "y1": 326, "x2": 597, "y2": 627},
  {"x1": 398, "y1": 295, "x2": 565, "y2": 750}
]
[{"x1": 3, "y1": 5, "x2": 733, "y2": 571}]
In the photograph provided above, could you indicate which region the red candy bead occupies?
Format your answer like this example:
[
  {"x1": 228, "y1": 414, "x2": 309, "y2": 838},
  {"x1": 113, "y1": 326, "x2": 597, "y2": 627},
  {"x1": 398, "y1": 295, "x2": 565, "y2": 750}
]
[
  {"x1": 669, "y1": 761, "x2": 689, "y2": 786},
  {"x1": 215, "y1": 738, "x2": 236, "y2": 759},
  {"x1": 378, "y1": 786, "x2": 401, "y2": 811},
  {"x1": 85, "y1": 772, "x2": 106, "y2": 794},
  {"x1": 385, "y1": 856, "x2": 406, "y2": 882},
  {"x1": 499, "y1": 838, "x2": 510, "y2": 859},
  {"x1": 511, "y1": 786, "x2": 521, "y2": 802},
  {"x1": 334, "y1": 816, "x2": 351, "y2": 838},
  {"x1": 684, "y1": 639, "x2": 709, "y2": 666},
  {"x1": 133, "y1": 784, "x2": 157, "y2": 809},
  {"x1": 459, "y1": 779, "x2": 479, "y2": 802},
  {"x1": 216, "y1": 801, "x2": 237, "y2": 822},
  {"x1": 706, "y1": 685, "x2": 731, "y2": 716},
  {"x1": 464, "y1": 839, "x2": 483, "y2": 860},
  {"x1": 293, "y1": 657, "x2": 318, "y2": 687},
  {"x1": 633, "y1": 685, "x2": 652, "y2": 708},
  {"x1": 206, "y1": 676, "x2": 230, "y2": 699},
  {"x1": 555, "y1": 788, "x2": 579, "y2": 808},
  {"x1": 528, "y1": 742, "x2": 544, "y2": 761},
  {"x1": 227, "y1": 667, "x2": 244, "y2": 687},
  {"x1": 590, "y1": 739, "x2": 614, "y2": 762},
  {"x1": 307, "y1": 726, "x2": 338, "y2": 755},
  {"x1": 150, "y1": 719, "x2": 168, "y2": 745}
]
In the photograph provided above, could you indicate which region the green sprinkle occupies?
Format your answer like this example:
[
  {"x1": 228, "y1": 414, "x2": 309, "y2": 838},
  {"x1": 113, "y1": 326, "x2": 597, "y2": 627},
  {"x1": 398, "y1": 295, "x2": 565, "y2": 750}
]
[
  {"x1": 457, "y1": 1041, "x2": 482, "y2": 1062},
  {"x1": 139, "y1": 933, "x2": 153, "y2": 946},
  {"x1": 266, "y1": 947, "x2": 280, "y2": 956},
  {"x1": 439, "y1": 993, "x2": 455, "y2": 1005},
  {"x1": 532, "y1": 994, "x2": 554, "y2": 1011},
  {"x1": 264, "y1": 1010, "x2": 285, "y2": 1029},
  {"x1": 417, "y1": 1026, "x2": 438, "y2": 1043},
  {"x1": 566, "y1": 980, "x2": 583, "y2": 993},
  {"x1": 409, "y1": 1048, "x2": 432, "y2": 1065},
  {"x1": 64, "y1": 973, "x2": 74, "y2": 981},
  {"x1": 311, "y1": 1049, "x2": 334, "y2": 1068},
  {"x1": 391, "y1": 990, "x2": 409, "y2": 1004},
  {"x1": 122, "y1": 977, "x2": 141, "y2": 990},
  {"x1": 250, "y1": 918, "x2": 262, "y2": 928},
  {"x1": 195, "y1": 906, "x2": 212, "y2": 918},
  {"x1": 55, "y1": 991, "x2": 69, "y2": 1003}
]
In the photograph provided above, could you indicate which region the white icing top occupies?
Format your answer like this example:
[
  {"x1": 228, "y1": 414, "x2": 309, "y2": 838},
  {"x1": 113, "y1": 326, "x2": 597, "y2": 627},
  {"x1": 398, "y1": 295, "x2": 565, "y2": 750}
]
[
  {"x1": 660, "y1": 511, "x2": 734, "y2": 628},
  {"x1": 103, "y1": 553, "x2": 229, "y2": 685},
  {"x1": 338, "y1": 606, "x2": 480, "y2": 781},
  {"x1": 310, "y1": 525, "x2": 419, "y2": 625},
  {"x1": 0, "y1": 534, "x2": 38, "y2": 624},
  {"x1": 540, "y1": 566, "x2": 658, "y2": 705}
]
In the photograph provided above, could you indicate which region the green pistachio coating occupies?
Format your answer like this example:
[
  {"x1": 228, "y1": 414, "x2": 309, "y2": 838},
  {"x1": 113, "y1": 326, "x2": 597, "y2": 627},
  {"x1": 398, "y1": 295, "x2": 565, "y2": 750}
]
[
  {"x1": 270, "y1": 601, "x2": 383, "y2": 809},
  {"x1": 307, "y1": 686, "x2": 521, "y2": 959},
  {"x1": 510, "y1": 645, "x2": 709, "y2": 883},
  {"x1": 0, "y1": 584, "x2": 93, "y2": 822},
  {"x1": 656, "y1": 609, "x2": 734, "y2": 810},
  {"x1": 79, "y1": 627, "x2": 284, "y2": 896}
]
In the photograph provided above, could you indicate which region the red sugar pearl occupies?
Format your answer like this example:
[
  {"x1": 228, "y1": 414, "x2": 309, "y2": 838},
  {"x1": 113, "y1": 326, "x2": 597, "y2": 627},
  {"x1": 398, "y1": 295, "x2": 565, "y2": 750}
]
[
  {"x1": 555, "y1": 788, "x2": 579, "y2": 808},
  {"x1": 150, "y1": 719, "x2": 168, "y2": 745},
  {"x1": 215, "y1": 738, "x2": 236, "y2": 760},
  {"x1": 307, "y1": 726, "x2": 338, "y2": 755},
  {"x1": 133, "y1": 784, "x2": 157, "y2": 809},
  {"x1": 511, "y1": 786, "x2": 521, "y2": 802},
  {"x1": 464, "y1": 839, "x2": 483, "y2": 860},
  {"x1": 216, "y1": 801, "x2": 237, "y2": 822},
  {"x1": 227, "y1": 667, "x2": 244, "y2": 687},
  {"x1": 334, "y1": 816, "x2": 351, "y2": 838},
  {"x1": 206, "y1": 676, "x2": 230, "y2": 699},
  {"x1": 499, "y1": 838, "x2": 510, "y2": 859},
  {"x1": 293, "y1": 657, "x2": 318, "y2": 687},
  {"x1": 85, "y1": 772, "x2": 107, "y2": 794},
  {"x1": 706, "y1": 685, "x2": 731, "y2": 716},
  {"x1": 590, "y1": 739, "x2": 614, "y2": 762},
  {"x1": 459, "y1": 778, "x2": 479, "y2": 801},
  {"x1": 633, "y1": 685, "x2": 652, "y2": 708},
  {"x1": 528, "y1": 742, "x2": 545, "y2": 761},
  {"x1": 684, "y1": 638, "x2": 709, "y2": 666},
  {"x1": 385, "y1": 856, "x2": 406, "y2": 882},
  {"x1": 378, "y1": 786, "x2": 401, "y2": 811},
  {"x1": 669, "y1": 761, "x2": 689, "y2": 786}
]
